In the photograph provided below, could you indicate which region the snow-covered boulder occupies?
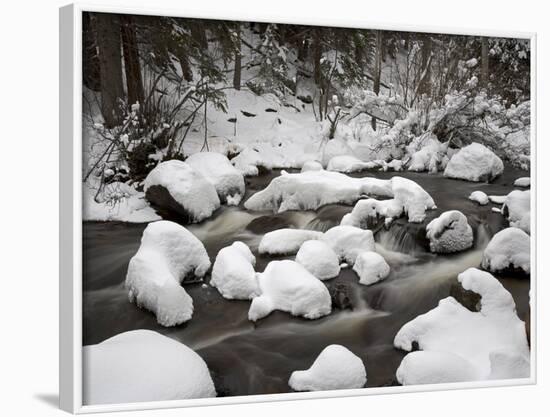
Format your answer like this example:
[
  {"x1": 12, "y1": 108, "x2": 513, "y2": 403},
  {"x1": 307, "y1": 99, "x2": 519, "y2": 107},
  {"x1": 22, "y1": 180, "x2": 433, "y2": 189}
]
[
  {"x1": 444, "y1": 143, "x2": 504, "y2": 182},
  {"x1": 503, "y1": 190, "x2": 530, "y2": 234},
  {"x1": 248, "y1": 260, "x2": 332, "y2": 321},
  {"x1": 425, "y1": 210, "x2": 473, "y2": 253},
  {"x1": 481, "y1": 227, "x2": 530, "y2": 274},
  {"x1": 144, "y1": 160, "x2": 220, "y2": 223},
  {"x1": 185, "y1": 152, "x2": 245, "y2": 205},
  {"x1": 326, "y1": 155, "x2": 376, "y2": 173},
  {"x1": 514, "y1": 177, "x2": 530, "y2": 188},
  {"x1": 394, "y1": 268, "x2": 530, "y2": 384},
  {"x1": 341, "y1": 198, "x2": 403, "y2": 228},
  {"x1": 322, "y1": 226, "x2": 375, "y2": 265},
  {"x1": 259, "y1": 229, "x2": 324, "y2": 255},
  {"x1": 245, "y1": 170, "x2": 435, "y2": 223},
  {"x1": 210, "y1": 241, "x2": 258, "y2": 300},
  {"x1": 295, "y1": 240, "x2": 340, "y2": 280},
  {"x1": 125, "y1": 221, "x2": 211, "y2": 327},
  {"x1": 83, "y1": 330, "x2": 216, "y2": 404},
  {"x1": 301, "y1": 160, "x2": 323, "y2": 172},
  {"x1": 469, "y1": 191, "x2": 489, "y2": 205},
  {"x1": 489, "y1": 195, "x2": 506, "y2": 204},
  {"x1": 288, "y1": 345, "x2": 367, "y2": 391},
  {"x1": 231, "y1": 147, "x2": 264, "y2": 176},
  {"x1": 353, "y1": 251, "x2": 390, "y2": 285},
  {"x1": 407, "y1": 140, "x2": 445, "y2": 173},
  {"x1": 396, "y1": 351, "x2": 479, "y2": 385}
]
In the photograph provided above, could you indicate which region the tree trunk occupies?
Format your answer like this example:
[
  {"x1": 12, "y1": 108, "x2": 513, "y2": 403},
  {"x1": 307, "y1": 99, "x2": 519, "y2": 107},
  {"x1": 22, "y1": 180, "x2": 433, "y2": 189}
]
[
  {"x1": 418, "y1": 34, "x2": 432, "y2": 96},
  {"x1": 481, "y1": 37, "x2": 489, "y2": 88},
  {"x1": 233, "y1": 25, "x2": 242, "y2": 90},
  {"x1": 120, "y1": 15, "x2": 144, "y2": 108},
  {"x1": 371, "y1": 30, "x2": 383, "y2": 130},
  {"x1": 96, "y1": 13, "x2": 124, "y2": 128},
  {"x1": 313, "y1": 29, "x2": 322, "y2": 85},
  {"x1": 83, "y1": 13, "x2": 101, "y2": 91}
]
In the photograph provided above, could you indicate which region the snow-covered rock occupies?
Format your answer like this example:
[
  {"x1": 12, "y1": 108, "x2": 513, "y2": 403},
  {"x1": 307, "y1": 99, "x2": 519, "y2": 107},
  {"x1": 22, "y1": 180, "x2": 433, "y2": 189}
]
[
  {"x1": 259, "y1": 229, "x2": 324, "y2": 255},
  {"x1": 444, "y1": 143, "x2": 504, "y2": 182},
  {"x1": 231, "y1": 148, "x2": 264, "y2": 176},
  {"x1": 185, "y1": 152, "x2": 245, "y2": 205},
  {"x1": 301, "y1": 160, "x2": 324, "y2": 172},
  {"x1": 394, "y1": 268, "x2": 530, "y2": 384},
  {"x1": 514, "y1": 177, "x2": 530, "y2": 188},
  {"x1": 125, "y1": 221, "x2": 211, "y2": 326},
  {"x1": 469, "y1": 191, "x2": 489, "y2": 205},
  {"x1": 144, "y1": 160, "x2": 220, "y2": 223},
  {"x1": 396, "y1": 351, "x2": 479, "y2": 385},
  {"x1": 353, "y1": 251, "x2": 390, "y2": 285},
  {"x1": 83, "y1": 330, "x2": 216, "y2": 404},
  {"x1": 481, "y1": 227, "x2": 530, "y2": 274},
  {"x1": 295, "y1": 240, "x2": 340, "y2": 280},
  {"x1": 407, "y1": 140, "x2": 445, "y2": 173},
  {"x1": 248, "y1": 260, "x2": 332, "y2": 321},
  {"x1": 245, "y1": 170, "x2": 435, "y2": 223},
  {"x1": 326, "y1": 155, "x2": 376, "y2": 173},
  {"x1": 425, "y1": 210, "x2": 473, "y2": 253},
  {"x1": 288, "y1": 345, "x2": 367, "y2": 391},
  {"x1": 489, "y1": 195, "x2": 507, "y2": 204},
  {"x1": 322, "y1": 226, "x2": 375, "y2": 265},
  {"x1": 320, "y1": 138, "x2": 354, "y2": 166},
  {"x1": 341, "y1": 198, "x2": 402, "y2": 228},
  {"x1": 503, "y1": 190, "x2": 530, "y2": 234},
  {"x1": 210, "y1": 241, "x2": 258, "y2": 300}
]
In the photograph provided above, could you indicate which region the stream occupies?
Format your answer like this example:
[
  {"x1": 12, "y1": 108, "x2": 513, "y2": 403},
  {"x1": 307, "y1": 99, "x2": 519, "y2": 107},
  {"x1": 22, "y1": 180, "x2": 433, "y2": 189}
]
[{"x1": 82, "y1": 166, "x2": 530, "y2": 396}]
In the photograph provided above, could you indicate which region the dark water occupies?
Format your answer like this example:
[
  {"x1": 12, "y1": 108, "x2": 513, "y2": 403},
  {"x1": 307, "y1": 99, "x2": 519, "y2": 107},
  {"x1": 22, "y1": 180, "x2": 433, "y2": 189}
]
[{"x1": 83, "y1": 166, "x2": 530, "y2": 396}]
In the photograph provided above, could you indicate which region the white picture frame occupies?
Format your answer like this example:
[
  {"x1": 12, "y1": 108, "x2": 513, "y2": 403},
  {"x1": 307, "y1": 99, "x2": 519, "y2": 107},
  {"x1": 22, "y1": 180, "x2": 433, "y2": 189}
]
[{"x1": 59, "y1": 2, "x2": 537, "y2": 413}]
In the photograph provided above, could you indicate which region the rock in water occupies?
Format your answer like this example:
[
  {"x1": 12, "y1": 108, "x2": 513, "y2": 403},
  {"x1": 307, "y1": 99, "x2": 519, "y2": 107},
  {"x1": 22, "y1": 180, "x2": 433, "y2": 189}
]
[
  {"x1": 481, "y1": 227, "x2": 530, "y2": 275},
  {"x1": 425, "y1": 210, "x2": 473, "y2": 253},
  {"x1": 444, "y1": 143, "x2": 504, "y2": 182},
  {"x1": 289, "y1": 345, "x2": 367, "y2": 391},
  {"x1": 83, "y1": 330, "x2": 216, "y2": 404},
  {"x1": 125, "y1": 221, "x2": 211, "y2": 326},
  {"x1": 211, "y1": 241, "x2": 258, "y2": 300},
  {"x1": 295, "y1": 240, "x2": 340, "y2": 280},
  {"x1": 144, "y1": 160, "x2": 220, "y2": 223},
  {"x1": 353, "y1": 251, "x2": 390, "y2": 285}
]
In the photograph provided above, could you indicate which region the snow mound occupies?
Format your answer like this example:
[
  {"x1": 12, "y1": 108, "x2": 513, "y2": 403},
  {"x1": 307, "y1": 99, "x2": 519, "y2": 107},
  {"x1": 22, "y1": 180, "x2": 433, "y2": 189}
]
[
  {"x1": 322, "y1": 226, "x2": 375, "y2": 265},
  {"x1": 425, "y1": 210, "x2": 473, "y2": 253},
  {"x1": 326, "y1": 155, "x2": 375, "y2": 173},
  {"x1": 144, "y1": 160, "x2": 220, "y2": 223},
  {"x1": 396, "y1": 351, "x2": 479, "y2": 385},
  {"x1": 245, "y1": 170, "x2": 435, "y2": 223},
  {"x1": 514, "y1": 177, "x2": 530, "y2": 188},
  {"x1": 444, "y1": 143, "x2": 504, "y2": 182},
  {"x1": 248, "y1": 260, "x2": 332, "y2": 321},
  {"x1": 185, "y1": 152, "x2": 245, "y2": 205},
  {"x1": 125, "y1": 221, "x2": 211, "y2": 326},
  {"x1": 258, "y1": 228, "x2": 324, "y2": 255},
  {"x1": 469, "y1": 191, "x2": 489, "y2": 205},
  {"x1": 407, "y1": 138, "x2": 446, "y2": 173},
  {"x1": 394, "y1": 268, "x2": 530, "y2": 384},
  {"x1": 503, "y1": 190, "x2": 530, "y2": 234},
  {"x1": 211, "y1": 241, "x2": 259, "y2": 300},
  {"x1": 231, "y1": 148, "x2": 264, "y2": 176},
  {"x1": 353, "y1": 251, "x2": 390, "y2": 285},
  {"x1": 489, "y1": 195, "x2": 506, "y2": 204},
  {"x1": 341, "y1": 198, "x2": 402, "y2": 228},
  {"x1": 301, "y1": 160, "x2": 323, "y2": 172},
  {"x1": 289, "y1": 345, "x2": 367, "y2": 391},
  {"x1": 295, "y1": 240, "x2": 340, "y2": 280},
  {"x1": 481, "y1": 227, "x2": 530, "y2": 274},
  {"x1": 320, "y1": 139, "x2": 354, "y2": 166},
  {"x1": 83, "y1": 330, "x2": 216, "y2": 404}
]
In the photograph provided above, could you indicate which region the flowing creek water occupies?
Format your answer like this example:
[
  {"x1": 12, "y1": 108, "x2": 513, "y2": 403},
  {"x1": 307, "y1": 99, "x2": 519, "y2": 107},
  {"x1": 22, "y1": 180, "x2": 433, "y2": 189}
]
[{"x1": 83, "y1": 166, "x2": 530, "y2": 396}]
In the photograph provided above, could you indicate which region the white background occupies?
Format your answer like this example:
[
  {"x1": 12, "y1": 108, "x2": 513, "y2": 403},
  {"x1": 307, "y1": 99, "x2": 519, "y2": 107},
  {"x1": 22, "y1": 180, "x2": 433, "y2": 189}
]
[{"x1": 0, "y1": 0, "x2": 547, "y2": 415}]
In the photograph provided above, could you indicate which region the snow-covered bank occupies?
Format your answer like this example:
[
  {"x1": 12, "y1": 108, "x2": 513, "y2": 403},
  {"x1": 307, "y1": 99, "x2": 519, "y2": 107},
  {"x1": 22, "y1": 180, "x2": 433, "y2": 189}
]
[
  {"x1": 83, "y1": 330, "x2": 216, "y2": 404},
  {"x1": 289, "y1": 345, "x2": 367, "y2": 391},
  {"x1": 125, "y1": 221, "x2": 211, "y2": 326},
  {"x1": 394, "y1": 268, "x2": 530, "y2": 384}
]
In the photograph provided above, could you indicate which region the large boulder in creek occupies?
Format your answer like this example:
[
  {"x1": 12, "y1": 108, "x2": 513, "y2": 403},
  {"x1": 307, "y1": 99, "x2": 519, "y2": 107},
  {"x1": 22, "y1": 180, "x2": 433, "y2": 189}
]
[
  {"x1": 444, "y1": 143, "x2": 504, "y2": 182},
  {"x1": 144, "y1": 160, "x2": 220, "y2": 223}
]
